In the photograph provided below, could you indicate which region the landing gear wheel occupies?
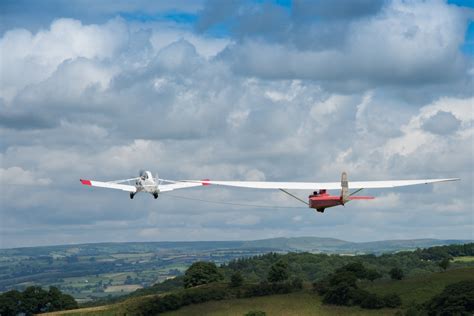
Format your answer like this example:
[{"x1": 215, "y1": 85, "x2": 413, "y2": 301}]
[
  {"x1": 153, "y1": 192, "x2": 158, "y2": 199},
  {"x1": 130, "y1": 192, "x2": 135, "y2": 199},
  {"x1": 316, "y1": 208, "x2": 325, "y2": 213}
]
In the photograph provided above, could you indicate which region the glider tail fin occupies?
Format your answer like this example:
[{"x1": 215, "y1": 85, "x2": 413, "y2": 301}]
[{"x1": 341, "y1": 171, "x2": 349, "y2": 204}]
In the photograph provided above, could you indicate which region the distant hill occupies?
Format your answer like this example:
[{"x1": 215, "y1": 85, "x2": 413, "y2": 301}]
[{"x1": 1, "y1": 237, "x2": 470, "y2": 256}]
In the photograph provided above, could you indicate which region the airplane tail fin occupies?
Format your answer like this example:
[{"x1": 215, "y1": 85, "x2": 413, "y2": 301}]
[{"x1": 341, "y1": 171, "x2": 349, "y2": 204}]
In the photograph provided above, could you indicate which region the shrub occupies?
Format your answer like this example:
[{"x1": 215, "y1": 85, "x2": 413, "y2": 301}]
[
  {"x1": 360, "y1": 293, "x2": 385, "y2": 309},
  {"x1": 389, "y1": 267, "x2": 404, "y2": 280},
  {"x1": 245, "y1": 311, "x2": 266, "y2": 316},
  {"x1": 322, "y1": 282, "x2": 354, "y2": 306},
  {"x1": 267, "y1": 260, "x2": 289, "y2": 283},
  {"x1": 383, "y1": 293, "x2": 402, "y2": 308},
  {"x1": 424, "y1": 280, "x2": 474, "y2": 315},
  {"x1": 183, "y1": 261, "x2": 223, "y2": 288},
  {"x1": 230, "y1": 271, "x2": 244, "y2": 288}
]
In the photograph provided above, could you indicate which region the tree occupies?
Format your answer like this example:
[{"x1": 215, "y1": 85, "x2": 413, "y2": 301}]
[
  {"x1": 183, "y1": 261, "x2": 223, "y2": 288},
  {"x1": 230, "y1": 271, "x2": 244, "y2": 287},
  {"x1": 424, "y1": 280, "x2": 474, "y2": 315},
  {"x1": 322, "y1": 282, "x2": 354, "y2": 306},
  {"x1": 389, "y1": 267, "x2": 404, "y2": 280},
  {"x1": 366, "y1": 269, "x2": 382, "y2": 282},
  {"x1": 267, "y1": 260, "x2": 289, "y2": 283},
  {"x1": 438, "y1": 258, "x2": 450, "y2": 271}
]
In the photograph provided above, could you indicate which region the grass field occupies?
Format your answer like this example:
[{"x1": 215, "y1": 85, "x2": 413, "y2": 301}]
[
  {"x1": 162, "y1": 292, "x2": 396, "y2": 316},
  {"x1": 453, "y1": 256, "x2": 474, "y2": 262},
  {"x1": 363, "y1": 267, "x2": 474, "y2": 305}
]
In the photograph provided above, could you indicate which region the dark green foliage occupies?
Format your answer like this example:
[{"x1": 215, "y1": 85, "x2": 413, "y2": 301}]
[
  {"x1": 390, "y1": 267, "x2": 404, "y2": 280},
  {"x1": 336, "y1": 262, "x2": 367, "y2": 279},
  {"x1": 360, "y1": 293, "x2": 385, "y2": 309},
  {"x1": 183, "y1": 261, "x2": 223, "y2": 288},
  {"x1": 245, "y1": 311, "x2": 266, "y2": 316},
  {"x1": 312, "y1": 278, "x2": 330, "y2": 295},
  {"x1": 243, "y1": 281, "x2": 294, "y2": 298},
  {"x1": 438, "y1": 258, "x2": 450, "y2": 271},
  {"x1": 382, "y1": 294, "x2": 402, "y2": 308},
  {"x1": 267, "y1": 260, "x2": 289, "y2": 283},
  {"x1": 322, "y1": 282, "x2": 354, "y2": 306},
  {"x1": 230, "y1": 271, "x2": 244, "y2": 288},
  {"x1": 319, "y1": 262, "x2": 400, "y2": 310},
  {"x1": 291, "y1": 277, "x2": 303, "y2": 290},
  {"x1": 424, "y1": 280, "x2": 474, "y2": 315},
  {"x1": 416, "y1": 243, "x2": 473, "y2": 261},
  {"x1": 366, "y1": 269, "x2": 382, "y2": 282},
  {"x1": 329, "y1": 271, "x2": 357, "y2": 287},
  {"x1": 0, "y1": 286, "x2": 77, "y2": 316}
]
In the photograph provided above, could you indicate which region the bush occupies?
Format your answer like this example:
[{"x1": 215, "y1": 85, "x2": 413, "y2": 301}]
[
  {"x1": 329, "y1": 271, "x2": 357, "y2": 287},
  {"x1": 267, "y1": 260, "x2": 289, "y2": 283},
  {"x1": 230, "y1": 271, "x2": 244, "y2": 288},
  {"x1": 291, "y1": 277, "x2": 303, "y2": 290},
  {"x1": 245, "y1": 311, "x2": 266, "y2": 316},
  {"x1": 0, "y1": 286, "x2": 77, "y2": 316},
  {"x1": 243, "y1": 281, "x2": 294, "y2": 298},
  {"x1": 389, "y1": 267, "x2": 404, "y2": 280},
  {"x1": 312, "y1": 279, "x2": 330, "y2": 295},
  {"x1": 183, "y1": 261, "x2": 223, "y2": 288},
  {"x1": 424, "y1": 280, "x2": 474, "y2": 315},
  {"x1": 322, "y1": 282, "x2": 354, "y2": 306},
  {"x1": 360, "y1": 293, "x2": 385, "y2": 309},
  {"x1": 336, "y1": 262, "x2": 367, "y2": 279},
  {"x1": 383, "y1": 293, "x2": 402, "y2": 308}
]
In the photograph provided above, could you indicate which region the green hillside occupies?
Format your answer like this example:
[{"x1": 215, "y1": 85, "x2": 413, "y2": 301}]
[
  {"x1": 41, "y1": 267, "x2": 474, "y2": 316},
  {"x1": 163, "y1": 292, "x2": 394, "y2": 316}
]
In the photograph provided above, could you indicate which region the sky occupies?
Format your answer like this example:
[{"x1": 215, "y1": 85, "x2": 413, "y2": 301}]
[{"x1": 0, "y1": 0, "x2": 473, "y2": 248}]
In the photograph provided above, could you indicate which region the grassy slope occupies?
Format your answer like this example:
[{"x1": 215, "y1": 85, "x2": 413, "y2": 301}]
[
  {"x1": 162, "y1": 292, "x2": 395, "y2": 316},
  {"x1": 364, "y1": 267, "x2": 474, "y2": 305},
  {"x1": 42, "y1": 267, "x2": 474, "y2": 316}
]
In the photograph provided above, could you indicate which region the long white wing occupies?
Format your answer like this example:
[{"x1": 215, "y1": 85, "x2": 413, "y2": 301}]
[
  {"x1": 80, "y1": 179, "x2": 137, "y2": 192},
  {"x1": 159, "y1": 182, "x2": 206, "y2": 192},
  {"x1": 188, "y1": 178, "x2": 459, "y2": 190}
]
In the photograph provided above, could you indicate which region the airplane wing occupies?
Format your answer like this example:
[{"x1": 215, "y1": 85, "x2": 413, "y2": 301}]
[
  {"x1": 80, "y1": 179, "x2": 137, "y2": 192},
  {"x1": 187, "y1": 178, "x2": 459, "y2": 190},
  {"x1": 159, "y1": 182, "x2": 206, "y2": 192}
]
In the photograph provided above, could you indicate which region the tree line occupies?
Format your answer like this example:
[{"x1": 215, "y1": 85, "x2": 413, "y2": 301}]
[{"x1": 0, "y1": 286, "x2": 77, "y2": 316}]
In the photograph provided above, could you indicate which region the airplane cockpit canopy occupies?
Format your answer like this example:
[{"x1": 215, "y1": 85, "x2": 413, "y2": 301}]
[{"x1": 139, "y1": 170, "x2": 152, "y2": 180}]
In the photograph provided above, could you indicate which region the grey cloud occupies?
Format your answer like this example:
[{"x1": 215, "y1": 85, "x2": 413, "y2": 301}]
[
  {"x1": 293, "y1": 0, "x2": 386, "y2": 21},
  {"x1": 0, "y1": 6, "x2": 472, "y2": 248},
  {"x1": 0, "y1": 112, "x2": 57, "y2": 130},
  {"x1": 422, "y1": 111, "x2": 462, "y2": 135}
]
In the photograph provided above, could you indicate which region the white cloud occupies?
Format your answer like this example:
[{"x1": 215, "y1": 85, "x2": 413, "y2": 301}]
[
  {"x1": 0, "y1": 2, "x2": 472, "y2": 247},
  {"x1": 0, "y1": 166, "x2": 51, "y2": 185},
  {"x1": 0, "y1": 18, "x2": 128, "y2": 102}
]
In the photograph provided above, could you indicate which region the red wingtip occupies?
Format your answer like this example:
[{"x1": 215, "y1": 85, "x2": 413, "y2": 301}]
[
  {"x1": 80, "y1": 179, "x2": 92, "y2": 186},
  {"x1": 201, "y1": 179, "x2": 211, "y2": 186}
]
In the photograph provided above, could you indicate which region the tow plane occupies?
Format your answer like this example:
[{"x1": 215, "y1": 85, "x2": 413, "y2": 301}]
[
  {"x1": 80, "y1": 170, "x2": 205, "y2": 200},
  {"x1": 80, "y1": 171, "x2": 459, "y2": 213}
]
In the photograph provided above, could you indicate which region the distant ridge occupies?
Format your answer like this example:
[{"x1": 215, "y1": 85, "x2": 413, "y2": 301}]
[{"x1": 1, "y1": 237, "x2": 470, "y2": 255}]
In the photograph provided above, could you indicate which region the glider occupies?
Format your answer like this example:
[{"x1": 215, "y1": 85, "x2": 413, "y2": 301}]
[
  {"x1": 80, "y1": 171, "x2": 459, "y2": 213},
  {"x1": 185, "y1": 172, "x2": 459, "y2": 213}
]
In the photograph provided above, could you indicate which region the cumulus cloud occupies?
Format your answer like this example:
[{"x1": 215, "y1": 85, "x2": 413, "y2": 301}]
[
  {"x1": 215, "y1": 0, "x2": 470, "y2": 89},
  {"x1": 0, "y1": 1, "x2": 472, "y2": 247},
  {"x1": 0, "y1": 167, "x2": 51, "y2": 185}
]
